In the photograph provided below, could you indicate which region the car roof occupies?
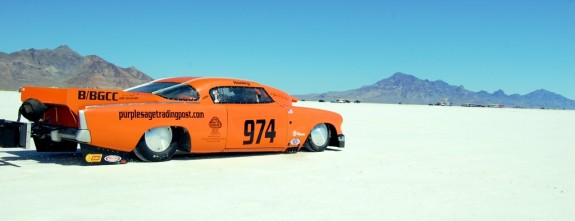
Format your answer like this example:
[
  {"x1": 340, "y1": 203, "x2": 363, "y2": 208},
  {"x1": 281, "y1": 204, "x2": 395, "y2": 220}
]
[
  {"x1": 153, "y1": 77, "x2": 201, "y2": 83},
  {"x1": 153, "y1": 77, "x2": 264, "y2": 88},
  {"x1": 147, "y1": 76, "x2": 297, "y2": 104}
]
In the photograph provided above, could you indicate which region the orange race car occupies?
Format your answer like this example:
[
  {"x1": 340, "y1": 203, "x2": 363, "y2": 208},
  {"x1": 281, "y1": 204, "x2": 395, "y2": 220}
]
[{"x1": 13, "y1": 77, "x2": 345, "y2": 164}]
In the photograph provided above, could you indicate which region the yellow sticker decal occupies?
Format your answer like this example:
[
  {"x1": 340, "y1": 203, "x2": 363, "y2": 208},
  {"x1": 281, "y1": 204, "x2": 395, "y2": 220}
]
[{"x1": 85, "y1": 154, "x2": 103, "y2": 163}]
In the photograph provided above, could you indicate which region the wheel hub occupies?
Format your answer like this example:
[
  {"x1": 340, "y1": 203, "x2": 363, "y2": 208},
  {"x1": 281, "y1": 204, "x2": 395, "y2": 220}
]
[
  {"x1": 310, "y1": 124, "x2": 328, "y2": 147},
  {"x1": 144, "y1": 127, "x2": 173, "y2": 152}
]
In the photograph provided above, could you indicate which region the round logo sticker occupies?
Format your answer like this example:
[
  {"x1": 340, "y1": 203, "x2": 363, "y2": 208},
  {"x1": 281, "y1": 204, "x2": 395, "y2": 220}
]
[
  {"x1": 104, "y1": 155, "x2": 122, "y2": 163},
  {"x1": 290, "y1": 138, "x2": 301, "y2": 146}
]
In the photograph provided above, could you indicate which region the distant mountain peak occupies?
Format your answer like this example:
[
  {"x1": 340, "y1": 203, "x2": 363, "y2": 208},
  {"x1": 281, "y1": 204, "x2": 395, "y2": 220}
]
[
  {"x1": 493, "y1": 89, "x2": 506, "y2": 96},
  {"x1": 0, "y1": 46, "x2": 153, "y2": 90},
  {"x1": 374, "y1": 72, "x2": 417, "y2": 86},
  {"x1": 530, "y1": 89, "x2": 552, "y2": 94},
  {"x1": 297, "y1": 72, "x2": 575, "y2": 109},
  {"x1": 55, "y1": 45, "x2": 72, "y2": 51},
  {"x1": 525, "y1": 89, "x2": 562, "y2": 98},
  {"x1": 389, "y1": 72, "x2": 417, "y2": 81},
  {"x1": 390, "y1": 72, "x2": 410, "y2": 78}
]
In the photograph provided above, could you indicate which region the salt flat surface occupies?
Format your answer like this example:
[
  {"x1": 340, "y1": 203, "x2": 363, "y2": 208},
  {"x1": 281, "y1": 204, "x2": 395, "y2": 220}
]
[{"x1": 1, "y1": 91, "x2": 574, "y2": 220}]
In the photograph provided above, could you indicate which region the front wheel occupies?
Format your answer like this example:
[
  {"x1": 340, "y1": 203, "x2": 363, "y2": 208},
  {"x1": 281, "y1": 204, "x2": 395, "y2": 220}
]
[
  {"x1": 303, "y1": 123, "x2": 330, "y2": 152},
  {"x1": 133, "y1": 127, "x2": 178, "y2": 162}
]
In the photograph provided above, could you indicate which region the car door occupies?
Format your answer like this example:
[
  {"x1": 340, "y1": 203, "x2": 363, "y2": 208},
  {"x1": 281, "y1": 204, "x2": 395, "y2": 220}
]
[{"x1": 212, "y1": 87, "x2": 288, "y2": 150}]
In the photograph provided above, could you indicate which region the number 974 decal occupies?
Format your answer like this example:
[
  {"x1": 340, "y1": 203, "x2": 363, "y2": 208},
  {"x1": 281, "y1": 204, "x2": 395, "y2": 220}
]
[{"x1": 243, "y1": 119, "x2": 276, "y2": 145}]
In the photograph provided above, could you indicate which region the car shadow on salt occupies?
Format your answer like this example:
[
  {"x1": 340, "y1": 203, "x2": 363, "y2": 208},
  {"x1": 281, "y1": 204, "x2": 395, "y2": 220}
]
[
  {"x1": 0, "y1": 150, "x2": 85, "y2": 167},
  {"x1": 0, "y1": 150, "x2": 270, "y2": 167},
  {"x1": 0, "y1": 150, "x2": 322, "y2": 167},
  {"x1": 0, "y1": 150, "x2": 300, "y2": 167},
  {"x1": 170, "y1": 148, "x2": 342, "y2": 161},
  {"x1": 170, "y1": 151, "x2": 301, "y2": 161}
]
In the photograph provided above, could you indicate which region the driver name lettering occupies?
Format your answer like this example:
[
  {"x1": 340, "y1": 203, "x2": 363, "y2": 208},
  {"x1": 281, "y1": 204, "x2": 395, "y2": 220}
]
[{"x1": 233, "y1": 81, "x2": 251, "y2": 86}]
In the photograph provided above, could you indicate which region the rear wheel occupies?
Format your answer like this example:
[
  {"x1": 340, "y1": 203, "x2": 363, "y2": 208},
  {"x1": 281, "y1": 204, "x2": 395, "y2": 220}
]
[
  {"x1": 133, "y1": 127, "x2": 178, "y2": 162},
  {"x1": 33, "y1": 137, "x2": 78, "y2": 152},
  {"x1": 303, "y1": 123, "x2": 330, "y2": 152}
]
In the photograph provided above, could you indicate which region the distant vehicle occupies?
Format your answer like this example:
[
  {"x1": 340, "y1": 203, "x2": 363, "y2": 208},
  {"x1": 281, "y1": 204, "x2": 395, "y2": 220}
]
[
  {"x1": 434, "y1": 102, "x2": 451, "y2": 106},
  {"x1": 462, "y1": 103, "x2": 485, "y2": 107},
  {"x1": 487, "y1": 104, "x2": 504, "y2": 108},
  {"x1": 354, "y1": 100, "x2": 361, "y2": 103},
  {"x1": 2, "y1": 77, "x2": 345, "y2": 164},
  {"x1": 318, "y1": 99, "x2": 325, "y2": 102}
]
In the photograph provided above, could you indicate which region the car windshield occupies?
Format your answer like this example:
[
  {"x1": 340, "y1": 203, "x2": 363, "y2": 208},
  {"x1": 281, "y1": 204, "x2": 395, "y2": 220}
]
[
  {"x1": 126, "y1": 82, "x2": 199, "y2": 101},
  {"x1": 125, "y1": 82, "x2": 179, "y2": 93}
]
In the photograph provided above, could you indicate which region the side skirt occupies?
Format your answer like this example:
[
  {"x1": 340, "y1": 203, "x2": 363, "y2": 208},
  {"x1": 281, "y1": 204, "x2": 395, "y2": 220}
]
[{"x1": 80, "y1": 144, "x2": 131, "y2": 165}]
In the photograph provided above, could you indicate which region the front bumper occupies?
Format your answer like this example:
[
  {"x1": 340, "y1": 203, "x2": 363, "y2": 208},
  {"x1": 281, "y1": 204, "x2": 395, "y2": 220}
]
[{"x1": 337, "y1": 134, "x2": 345, "y2": 148}]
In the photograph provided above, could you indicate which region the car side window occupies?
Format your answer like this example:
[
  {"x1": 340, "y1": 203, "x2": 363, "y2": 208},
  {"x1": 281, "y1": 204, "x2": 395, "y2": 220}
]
[
  {"x1": 255, "y1": 88, "x2": 273, "y2": 103},
  {"x1": 210, "y1": 87, "x2": 274, "y2": 104},
  {"x1": 154, "y1": 84, "x2": 199, "y2": 101}
]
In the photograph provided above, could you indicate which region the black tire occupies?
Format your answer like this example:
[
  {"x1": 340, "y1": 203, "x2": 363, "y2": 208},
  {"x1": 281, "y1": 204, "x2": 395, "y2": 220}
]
[
  {"x1": 303, "y1": 123, "x2": 330, "y2": 152},
  {"x1": 133, "y1": 127, "x2": 178, "y2": 162},
  {"x1": 19, "y1": 98, "x2": 49, "y2": 122},
  {"x1": 33, "y1": 137, "x2": 78, "y2": 152}
]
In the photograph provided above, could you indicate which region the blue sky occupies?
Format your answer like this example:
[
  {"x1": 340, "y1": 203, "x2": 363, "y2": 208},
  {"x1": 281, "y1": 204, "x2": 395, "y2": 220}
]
[{"x1": 1, "y1": 0, "x2": 574, "y2": 98}]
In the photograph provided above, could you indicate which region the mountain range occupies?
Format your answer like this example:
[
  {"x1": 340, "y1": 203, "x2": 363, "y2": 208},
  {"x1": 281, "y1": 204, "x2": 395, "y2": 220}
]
[
  {"x1": 0, "y1": 45, "x2": 152, "y2": 90},
  {"x1": 2, "y1": 46, "x2": 573, "y2": 109},
  {"x1": 297, "y1": 72, "x2": 575, "y2": 109}
]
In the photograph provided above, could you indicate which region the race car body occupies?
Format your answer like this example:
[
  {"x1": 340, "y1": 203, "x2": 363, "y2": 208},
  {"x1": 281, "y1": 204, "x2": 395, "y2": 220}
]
[{"x1": 14, "y1": 77, "x2": 345, "y2": 163}]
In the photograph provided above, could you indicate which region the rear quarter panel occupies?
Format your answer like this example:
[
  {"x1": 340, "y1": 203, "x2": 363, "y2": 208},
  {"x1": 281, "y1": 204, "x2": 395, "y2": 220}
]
[
  {"x1": 84, "y1": 102, "x2": 227, "y2": 152},
  {"x1": 21, "y1": 87, "x2": 160, "y2": 114}
]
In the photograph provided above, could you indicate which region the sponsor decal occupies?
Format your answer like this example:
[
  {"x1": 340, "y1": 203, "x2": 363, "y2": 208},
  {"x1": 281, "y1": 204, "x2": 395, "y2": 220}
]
[
  {"x1": 292, "y1": 131, "x2": 306, "y2": 137},
  {"x1": 118, "y1": 95, "x2": 139, "y2": 100},
  {"x1": 78, "y1": 90, "x2": 119, "y2": 101},
  {"x1": 118, "y1": 110, "x2": 205, "y2": 120},
  {"x1": 233, "y1": 81, "x2": 251, "y2": 86},
  {"x1": 290, "y1": 138, "x2": 301, "y2": 146},
  {"x1": 85, "y1": 154, "x2": 103, "y2": 163},
  {"x1": 209, "y1": 117, "x2": 222, "y2": 136},
  {"x1": 104, "y1": 155, "x2": 122, "y2": 163},
  {"x1": 287, "y1": 109, "x2": 293, "y2": 114},
  {"x1": 268, "y1": 92, "x2": 289, "y2": 101}
]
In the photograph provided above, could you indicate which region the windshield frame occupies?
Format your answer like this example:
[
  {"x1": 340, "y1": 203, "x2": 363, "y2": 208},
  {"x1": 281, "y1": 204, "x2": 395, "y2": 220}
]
[{"x1": 125, "y1": 82, "x2": 200, "y2": 101}]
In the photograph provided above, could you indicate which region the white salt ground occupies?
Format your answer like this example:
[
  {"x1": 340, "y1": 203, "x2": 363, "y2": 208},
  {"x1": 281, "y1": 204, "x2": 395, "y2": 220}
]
[{"x1": 1, "y1": 91, "x2": 574, "y2": 220}]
